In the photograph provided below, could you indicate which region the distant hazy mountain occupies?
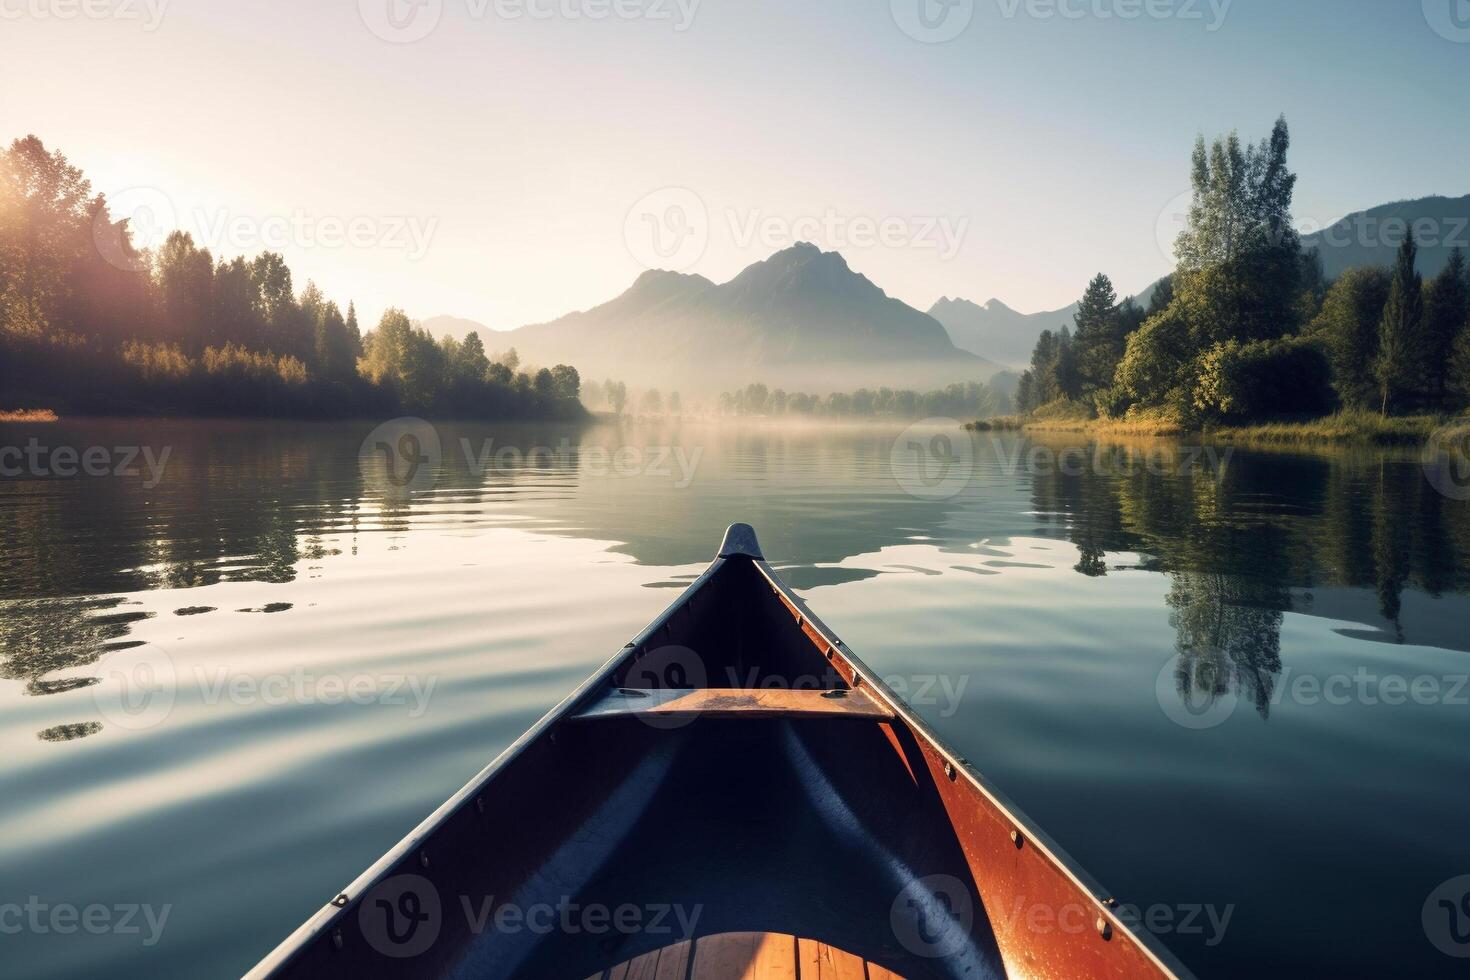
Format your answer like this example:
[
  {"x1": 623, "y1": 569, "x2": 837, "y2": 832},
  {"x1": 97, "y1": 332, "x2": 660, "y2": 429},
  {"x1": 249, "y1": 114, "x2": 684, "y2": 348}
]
[
  {"x1": 1303, "y1": 194, "x2": 1470, "y2": 280},
  {"x1": 929, "y1": 283, "x2": 1166, "y2": 369},
  {"x1": 420, "y1": 315, "x2": 490, "y2": 343},
  {"x1": 927, "y1": 297, "x2": 1078, "y2": 369},
  {"x1": 475, "y1": 243, "x2": 998, "y2": 392}
]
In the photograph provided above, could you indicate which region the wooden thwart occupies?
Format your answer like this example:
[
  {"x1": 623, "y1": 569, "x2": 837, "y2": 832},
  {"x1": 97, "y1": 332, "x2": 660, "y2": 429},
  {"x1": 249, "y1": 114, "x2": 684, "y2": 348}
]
[{"x1": 570, "y1": 687, "x2": 895, "y2": 724}]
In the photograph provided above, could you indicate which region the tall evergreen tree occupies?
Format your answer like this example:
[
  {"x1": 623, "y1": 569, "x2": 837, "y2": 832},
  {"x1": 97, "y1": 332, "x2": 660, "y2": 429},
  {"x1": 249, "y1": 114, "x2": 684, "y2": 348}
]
[
  {"x1": 1422, "y1": 248, "x2": 1468, "y2": 407},
  {"x1": 1310, "y1": 266, "x2": 1391, "y2": 411},
  {"x1": 1072, "y1": 273, "x2": 1122, "y2": 391},
  {"x1": 1028, "y1": 329, "x2": 1060, "y2": 404},
  {"x1": 1016, "y1": 370, "x2": 1036, "y2": 414},
  {"x1": 1375, "y1": 231, "x2": 1424, "y2": 416},
  {"x1": 1055, "y1": 326, "x2": 1081, "y2": 400},
  {"x1": 1146, "y1": 276, "x2": 1174, "y2": 318}
]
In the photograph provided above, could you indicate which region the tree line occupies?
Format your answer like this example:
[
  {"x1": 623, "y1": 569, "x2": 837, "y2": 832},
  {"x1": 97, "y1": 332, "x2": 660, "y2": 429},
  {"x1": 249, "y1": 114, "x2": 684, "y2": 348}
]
[
  {"x1": 718, "y1": 381, "x2": 1007, "y2": 419},
  {"x1": 0, "y1": 136, "x2": 583, "y2": 419},
  {"x1": 1015, "y1": 117, "x2": 1470, "y2": 424}
]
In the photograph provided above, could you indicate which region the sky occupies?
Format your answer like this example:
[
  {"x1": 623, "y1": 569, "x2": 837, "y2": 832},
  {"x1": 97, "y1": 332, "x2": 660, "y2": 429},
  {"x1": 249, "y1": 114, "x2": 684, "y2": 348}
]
[{"x1": 4, "y1": 0, "x2": 1468, "y2": 334}]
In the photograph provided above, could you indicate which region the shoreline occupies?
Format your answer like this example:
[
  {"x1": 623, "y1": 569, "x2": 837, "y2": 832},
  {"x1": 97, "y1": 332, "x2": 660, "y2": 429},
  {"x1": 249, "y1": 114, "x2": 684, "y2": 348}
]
[{"x1": 969, "y1": 412, "x2": 1467, "y2": 447}]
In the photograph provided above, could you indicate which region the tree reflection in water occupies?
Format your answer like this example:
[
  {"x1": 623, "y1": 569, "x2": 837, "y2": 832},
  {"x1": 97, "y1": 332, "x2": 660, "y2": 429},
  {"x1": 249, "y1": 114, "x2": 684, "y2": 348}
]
[{"x1": 1026, "y1": 434, "x2": 1470, "y2": 719}]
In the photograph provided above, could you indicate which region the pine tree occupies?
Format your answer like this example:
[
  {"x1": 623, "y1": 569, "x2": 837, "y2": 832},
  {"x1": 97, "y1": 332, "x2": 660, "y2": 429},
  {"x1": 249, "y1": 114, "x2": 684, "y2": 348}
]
[
  {"x1": 1028, "y1": 330, "x2": 1059, "y2": 404},
  {"x1": 1146, "y1": 276, "x2": 1174, "y2": 317},
  {"x1": 1072, "y1": 273, "x2": 1121, "y2": 391},
  {"x1": 1451, "y1": 328, "x2": 1470, "y2": 408},
  {"x1": 1310, "y1": 266, "x2": 1391, "y2": 411},
  {"x1": 1055, "y1": 326, "x2": 1081, "y2": 400},
  {"x1": 1375, "y1": 231, "x2": 1424, "y2": 416},
  {"x1": 1422, "y1": 248, "x2": 1468, "y2": 408}
]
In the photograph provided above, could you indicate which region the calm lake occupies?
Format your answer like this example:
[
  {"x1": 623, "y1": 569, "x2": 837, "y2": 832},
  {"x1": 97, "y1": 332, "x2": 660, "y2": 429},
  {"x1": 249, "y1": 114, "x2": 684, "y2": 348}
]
[{"x1": 2, "y1": 417, "x2": 1467, "y2": 979}]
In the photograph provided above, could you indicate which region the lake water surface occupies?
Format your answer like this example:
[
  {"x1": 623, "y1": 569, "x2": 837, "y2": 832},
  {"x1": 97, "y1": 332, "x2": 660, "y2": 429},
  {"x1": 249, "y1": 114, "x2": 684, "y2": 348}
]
[{"x1": 2, "y1": 417, "x2": 1468, "y2": 978}]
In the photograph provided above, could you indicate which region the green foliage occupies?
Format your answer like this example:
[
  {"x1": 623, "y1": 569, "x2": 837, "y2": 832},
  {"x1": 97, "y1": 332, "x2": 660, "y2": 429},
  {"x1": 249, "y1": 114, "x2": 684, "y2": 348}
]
[
  {"x1": 1374, "y1": 232, "x2": 1424, "y2": 415},
  {"x1": 1176, "y1": 116, "x2": 1297, "y2": 271},
  {"x1": 1192, "y1": 336, "x2": 1332, "y2": 421},
  {"x1": 0, "y1": 134, "x2": 583, "y2": 421},
  {"x1": 1422, "y1": 248, "x2": 1468, "y2": 406},
  {"x1": 121, "y1": 340, "x2": 192, "y2": 382},
  {"x1": 1145, "y1": 275, "x2": 1174, "y2": 317},
  {"x1": 1310, "y1": 266, "x2": 1392, "y2": 411},
  {"x1": 1451, "y1": 329, "x2": 1470, "y2": 407},
  {"x1": 1110, "y1": 302, "x2": 1194, "y2": 417},
  {"x1": 1072, "y1": 273, "x2": 1124, "y2": 391},
  {"x1": 719, "y1": 381, "x2": 1003, "y2": 419},
  {"x1": 1018, "y1": 326, "x2": 1080, "y2": 411}
]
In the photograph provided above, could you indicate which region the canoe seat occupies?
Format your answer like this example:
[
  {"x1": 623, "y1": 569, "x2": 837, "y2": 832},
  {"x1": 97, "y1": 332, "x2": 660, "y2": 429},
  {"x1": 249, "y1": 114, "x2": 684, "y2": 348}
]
[{"x1": 569, "y1": 687, "x2": 895, "y2": 723}]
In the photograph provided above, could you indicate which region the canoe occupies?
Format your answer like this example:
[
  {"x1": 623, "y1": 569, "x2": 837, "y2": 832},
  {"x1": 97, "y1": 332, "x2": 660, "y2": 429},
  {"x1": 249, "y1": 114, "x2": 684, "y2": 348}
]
[{"x1": 248, "y1": 524, "x2": 1194, "y2": 980}]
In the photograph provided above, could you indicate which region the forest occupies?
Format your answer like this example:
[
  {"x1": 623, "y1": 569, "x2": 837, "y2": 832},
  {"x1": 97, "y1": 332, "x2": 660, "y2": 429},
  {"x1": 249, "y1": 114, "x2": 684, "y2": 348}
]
[
  {"x1": 1014, "y1": 118, "x2": 1470, "y2": 429},
  {"x1": 716, "y1": 381, "x2": 1007, "y2": 419},
  {"x1": 0, "y1": 137, "x2": 584, "y2": 420}
]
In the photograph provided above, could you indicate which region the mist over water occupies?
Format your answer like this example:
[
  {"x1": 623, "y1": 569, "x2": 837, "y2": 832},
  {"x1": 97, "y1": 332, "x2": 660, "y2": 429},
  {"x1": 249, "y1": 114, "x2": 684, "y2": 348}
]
[{"x1": 2, "y1": 417, "x2": 1468, "y2": 978}]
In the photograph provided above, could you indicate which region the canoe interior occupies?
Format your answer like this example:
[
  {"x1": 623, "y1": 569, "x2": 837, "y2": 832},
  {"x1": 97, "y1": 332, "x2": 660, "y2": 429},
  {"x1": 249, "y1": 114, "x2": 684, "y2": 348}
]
[{"x1": 257, "y1": 543, "x2": 1186, "y2": 980}]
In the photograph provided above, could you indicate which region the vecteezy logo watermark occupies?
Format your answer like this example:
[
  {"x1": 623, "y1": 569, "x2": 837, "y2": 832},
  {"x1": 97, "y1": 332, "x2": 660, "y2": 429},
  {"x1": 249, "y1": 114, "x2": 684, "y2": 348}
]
[
  {"x1": 1160, "y1": 189, "x2": 1470, "y2": 264},
  {"x1": 359, "y1": 0, "x2": 699, "y2": 42},
  {"x1": 1156, "y1": 655, "x2": 1238, "y2": 730},
  {"x1": 0, "y1": 0, "x2": 169, "y2": 29},
  {"x1": 459, "y1": 896, "x2": 702, "y2": 938},
  {"x1": 0, "y1": 898, "x2": 172, "y2": 947},
  {"x1": 624, "y1": 187, "x2": 709, "y2": 272},
  {"x1": 891, "y1": 875, "x2": 974, "y2": 958},
  {"x1": 360, "y1": 0, "x2": 444, "y2": 43},
  {"x1": 358, "y1": 875, "x2": 702, "y2": 959},
  {"x1": 1156, "y1": 189, "x2": 1194, "y2": 263},
  {"x1": 193, "y1": 667, "x2": 437, "y2": 718},
  {"x1": 1424, "y1": 0, "x2": 1470, "y2": 43},
  {"x1": 1424, "y1": 425, "x2": 1470, "y2": 501},
  {"x1": 894, "y1": 0, "x2": 1232, "y2": 42},
  {"x1": 986, "y1": 439, "x2": 1233, "y2": 481},
  {"x1": 95, "y1": 186, "x2": 176, "y2": 273},
  {"x1": 91, "y1": 643, "x2": 178, "y2": 732},
  {"x1": 361, "y1": 875, "x2": 443, "y2": 958},
  {"x1": 891, "y1": 419, "x2": 975, "y2": 500},
  {"x1": 1160, "y1": 656, "x2": 1470, "y2": 731},
  {"x1": 996, "y1": 896, "x2": 1233, "y2": 947},
  {"x1": 891, "y1": 0, "x2": 974, "y2": 42},
  {"x1": 622, "y1": 645, "x2": 707, "y2": 729},
  {"x1": 459, "y1": 437, "x2": 704, "y2": 489},
  {"x1": 360, "y1": 418, "x2": 443, "y2": 495},
  {"x1": 0, "y1": 439, "x2": 172, "y2": 488},
  {"x1": 93, "y1": 188, "x2": 438, "y2": 272},
  {"x1": 994, "y1": 0, "x2": 1232, "y2": 30},
  {"x1": 727, "y1": 208, "x2": 970, "y2": 261},
  {"x1": 1425, "y1": 875, "x2": 1470, "y2": 958}
]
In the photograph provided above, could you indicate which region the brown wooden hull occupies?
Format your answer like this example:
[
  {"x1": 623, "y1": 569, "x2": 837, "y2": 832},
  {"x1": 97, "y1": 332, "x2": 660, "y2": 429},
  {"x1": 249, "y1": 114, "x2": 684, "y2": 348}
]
[{"x1": 247, "y1": 525, "x2": 1193, "y2": 980}]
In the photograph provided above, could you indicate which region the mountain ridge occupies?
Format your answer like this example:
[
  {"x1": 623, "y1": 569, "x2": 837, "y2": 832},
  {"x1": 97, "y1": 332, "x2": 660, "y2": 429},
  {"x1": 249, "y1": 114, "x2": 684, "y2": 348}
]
[{"x1": 430, "y1": 243, "x2": 998, "y2": 393}]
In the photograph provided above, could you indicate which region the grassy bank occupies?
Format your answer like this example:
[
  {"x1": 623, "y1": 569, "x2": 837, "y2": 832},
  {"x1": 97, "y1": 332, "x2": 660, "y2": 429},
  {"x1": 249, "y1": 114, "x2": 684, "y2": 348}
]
[
  {"x1": 974, "y1": 403, "x2": 1464, "y2": 446},
  {"x1": 1203, "y1": 411, "x2": 1451, "y2": 446}
]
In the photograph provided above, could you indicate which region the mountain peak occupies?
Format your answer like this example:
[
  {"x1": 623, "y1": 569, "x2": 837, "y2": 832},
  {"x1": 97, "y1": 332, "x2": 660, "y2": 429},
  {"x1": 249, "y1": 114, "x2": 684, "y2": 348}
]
[{"x1": 497, "y1": 244, "x2": 984, "y2": 391}]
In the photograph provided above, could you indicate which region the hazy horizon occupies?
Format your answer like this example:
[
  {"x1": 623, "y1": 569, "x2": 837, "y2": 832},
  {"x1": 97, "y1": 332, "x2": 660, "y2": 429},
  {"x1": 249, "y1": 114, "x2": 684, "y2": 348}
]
[{"x1": 8, "y1": 0, "x2": 1469, "y2": 331}]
